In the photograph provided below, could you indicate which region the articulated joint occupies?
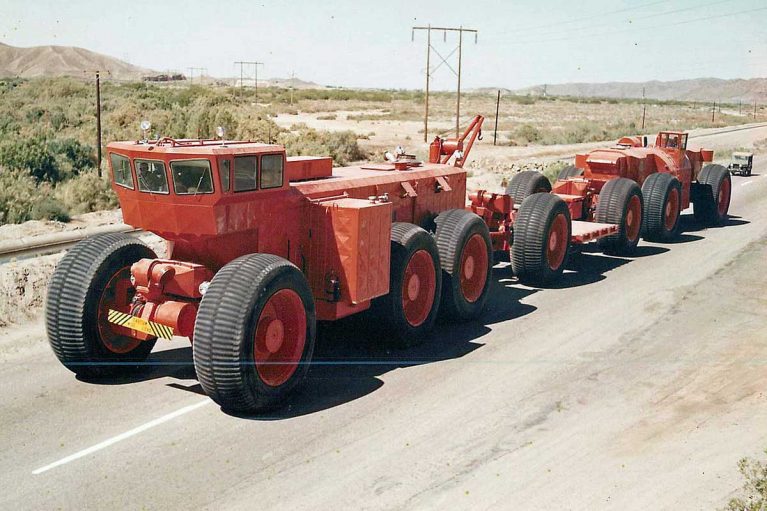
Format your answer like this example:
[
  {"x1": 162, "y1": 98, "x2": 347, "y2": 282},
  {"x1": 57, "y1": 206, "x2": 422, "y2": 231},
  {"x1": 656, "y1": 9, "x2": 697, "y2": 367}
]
[{"x1": 130, "y1": 259, "x2": 213, "y2": 339}]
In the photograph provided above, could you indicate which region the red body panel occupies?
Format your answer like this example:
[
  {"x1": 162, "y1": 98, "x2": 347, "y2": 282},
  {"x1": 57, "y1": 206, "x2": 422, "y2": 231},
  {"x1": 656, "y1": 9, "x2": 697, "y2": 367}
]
[
  {"x1": 555, "y1": 131, "x2": 712, "y2": 221},
  {"x1": 108, "y1": 140, "x2": 467, "y2": 323}
]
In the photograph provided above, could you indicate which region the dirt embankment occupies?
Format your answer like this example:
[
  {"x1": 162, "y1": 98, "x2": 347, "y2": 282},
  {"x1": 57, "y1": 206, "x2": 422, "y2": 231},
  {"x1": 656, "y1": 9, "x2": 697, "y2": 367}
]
[{"x1": 0, "y1": 209, "x2": 164, "y2": 331}]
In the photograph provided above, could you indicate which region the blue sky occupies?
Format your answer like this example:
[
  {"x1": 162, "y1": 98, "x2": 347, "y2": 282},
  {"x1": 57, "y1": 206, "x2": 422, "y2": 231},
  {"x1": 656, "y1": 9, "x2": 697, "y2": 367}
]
[{"x1": 2, "y1": 0, "x2": 766, "y2": 89}]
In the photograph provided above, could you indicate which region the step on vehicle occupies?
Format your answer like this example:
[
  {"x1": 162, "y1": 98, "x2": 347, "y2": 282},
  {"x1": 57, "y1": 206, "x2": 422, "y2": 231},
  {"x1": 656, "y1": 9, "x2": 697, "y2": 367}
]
[
  {"x1": 45, "y1": 116, "x2": 620, "y2": 412},
  {"x1": 508, "y1": 131, "x2": 731, "y2": 257}
]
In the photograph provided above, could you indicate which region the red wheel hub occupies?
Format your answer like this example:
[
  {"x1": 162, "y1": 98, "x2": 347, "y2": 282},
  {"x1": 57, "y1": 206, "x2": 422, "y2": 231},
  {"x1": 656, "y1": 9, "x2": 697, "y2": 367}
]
[
  {"x1": 625, "y1": 195, "x2": 641, "y2": 242},
  {"x1": 253, "y1": 288, "x2": 307, "y2": 387},
  {"x1": 96, "y1": 266, "x2": 142, "y2": 354},
  {"x1": 546, "y1": 213, "x2": 568, "y2": 271},
  {"x1": 401, "y1": 249, "x2": 436, "y2": 327},
  {"x1": 664, "y1": 188, "x2": 679, "y2": 232},
  {"x1": 459, "y1": 234, "x2": 489, "y2": 303},
  {"x1": 717, "y1": 178, "x2": 731, "y2": 217}
]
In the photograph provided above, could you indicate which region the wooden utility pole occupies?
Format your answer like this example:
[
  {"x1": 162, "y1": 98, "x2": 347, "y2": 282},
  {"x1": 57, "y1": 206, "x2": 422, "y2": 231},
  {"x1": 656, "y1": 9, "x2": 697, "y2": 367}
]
[
  {"x1": 95, "y1": 71, "x2": 102, "y2": 177},
  {"x1": 424, "y1": 25, "x2": 431, "y2": 142},
  {"x1": 234, "y1": 61, "x2": 264, "y2": 101},
  {"x1": 493, "y1": 89, "x2": 500, "y2": 145},
  {"x1": 412, "y1": 25, "x2": 478, "y2": 140},
  {"x1": 187, "y1": 67, "x2": 205, "y2": 85},
  {"x1": 455, "y1": 27, "x2": 463, "y2": 136},
  {"x1": 755, "y1": 101, "x2": 758, "y2": 119},
  {"x1": 641, "y1": 87, "x2": 646, "y2": 130},
  {"x1": 712, "y1": 101, "x2": 716, "y2": 123}
]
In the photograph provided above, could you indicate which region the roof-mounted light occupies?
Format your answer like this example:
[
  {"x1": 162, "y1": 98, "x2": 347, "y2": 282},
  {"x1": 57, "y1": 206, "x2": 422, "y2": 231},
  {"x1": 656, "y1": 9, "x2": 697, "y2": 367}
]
[{"x1": 140, "y1": 120, "x2": 151, "y2": 143}]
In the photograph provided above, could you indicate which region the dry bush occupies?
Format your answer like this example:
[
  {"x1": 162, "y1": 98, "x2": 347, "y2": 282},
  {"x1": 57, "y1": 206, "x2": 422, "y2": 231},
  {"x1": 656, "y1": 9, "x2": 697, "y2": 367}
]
[
  {"x1": 278, "y1": 128, "x2": 366, "y2": 165},
  {"x1": 723, "y1": 450, "x2": 767, "y2": 511},
  {"x1": 0, "y1": 168, "x2": 46, "y2": 224},
  {"x1": 54, "y1": 172, "x2": 118, "y2": 214},
  {"x1": 0, "y1": 167, "x2": 73, "y2": 224},
  {"x1": 542, "y1": 161, "x2": 569, "y2": 183}
]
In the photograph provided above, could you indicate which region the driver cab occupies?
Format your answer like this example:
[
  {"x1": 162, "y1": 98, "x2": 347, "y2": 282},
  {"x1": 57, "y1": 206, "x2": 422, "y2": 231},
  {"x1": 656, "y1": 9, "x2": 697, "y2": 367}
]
[{"x1": 656, "y1": 132, "x2": 688, "y2": 150}]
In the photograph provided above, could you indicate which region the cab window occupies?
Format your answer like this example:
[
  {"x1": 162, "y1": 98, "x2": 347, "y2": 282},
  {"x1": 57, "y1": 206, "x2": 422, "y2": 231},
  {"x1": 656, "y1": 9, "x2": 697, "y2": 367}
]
[
  {"x1": 234, "y1": 155, "x2": 257, "y2": 192},
  {"x1": 171, "y1": 159, "x2": 214, "y2": 195},
  {"x1": 261, "y1": 154, "x2": 284, "y2": 189},
  {"x1": 135, "y1": 159, "x2": 169, "y2": 194},
  {"x1": 110, "y1": 153, "x2": 134, "y2": 189},
  {"x1": 220, "y1": 160, "x2": 231, "y2": 192}
]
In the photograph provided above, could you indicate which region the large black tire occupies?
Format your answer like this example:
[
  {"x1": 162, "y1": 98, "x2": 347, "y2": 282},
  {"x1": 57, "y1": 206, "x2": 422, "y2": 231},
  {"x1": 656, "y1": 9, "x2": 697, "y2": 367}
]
[
  {"x1": 45, "y1": 233, "x2": 157, "y2": 378},
  {"x1": 642, "y1": 173, "x2": 682, "y2": 242},
  {"x1": 193, "y1": 254, "x2": 316, "y2": 412},
  {"x1": 557, "y1": 165, "x2": 584, "y2": 180},
  {"x1": 373, "y1": 222, "x2": 442, "y2": 346},
  {"x1": 505, "y1": 170, "x2": 552, "y2": 205},
  {"x1": 595, "y1": 178, "x2": 643, "y2": 255},
  {"x1": 434, "y1": 209, "x2": 493, "y2": 321},
  {"x1": 511, "y1": 193, "x2": 571, "y2": 285},
  {"x1": 693, "y1": 164, "x2": 731, "y2": 226}
]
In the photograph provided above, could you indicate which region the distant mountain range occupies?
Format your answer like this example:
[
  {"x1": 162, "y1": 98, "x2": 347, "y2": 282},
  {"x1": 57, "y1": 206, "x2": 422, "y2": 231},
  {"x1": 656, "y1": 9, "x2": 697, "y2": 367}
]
[
  {"x1": 0, "y1": 42, "x2": 327, "y2": 88},
  {"x1": 2, "y1": 42, "x2": 765, "y2": 102},
  {"x1": 512, "y1": 78, "x2": 767, "y2": 103},
  {"x1": 0, "y1": 42, "x2": 153, "y2": 80}
]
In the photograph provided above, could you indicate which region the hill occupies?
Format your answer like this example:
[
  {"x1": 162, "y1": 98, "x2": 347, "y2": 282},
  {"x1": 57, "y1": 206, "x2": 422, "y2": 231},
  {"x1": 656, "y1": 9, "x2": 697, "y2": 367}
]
[
  {"x1": 0, "y1": 42, "x2": 153, "y2": 80},
  {"x1": 514, "y1": 77, "x2": 767, "y2": 103}
]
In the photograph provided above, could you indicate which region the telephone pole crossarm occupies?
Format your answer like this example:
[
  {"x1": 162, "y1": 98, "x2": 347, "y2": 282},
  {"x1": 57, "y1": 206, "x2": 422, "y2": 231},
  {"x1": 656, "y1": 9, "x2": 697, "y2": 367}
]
[
  {"x1": 234, "y1": 61, "x2": 264, "y2": 100},
  {"x1": 412, "y1": 25, "x2": 478, "y2": 140}
]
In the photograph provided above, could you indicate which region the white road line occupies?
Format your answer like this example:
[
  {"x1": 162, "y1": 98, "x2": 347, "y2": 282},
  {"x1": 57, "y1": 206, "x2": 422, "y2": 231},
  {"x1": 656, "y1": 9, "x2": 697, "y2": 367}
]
[{"x1": 32, "y1": 399, "x2": 211, "y2": 475}]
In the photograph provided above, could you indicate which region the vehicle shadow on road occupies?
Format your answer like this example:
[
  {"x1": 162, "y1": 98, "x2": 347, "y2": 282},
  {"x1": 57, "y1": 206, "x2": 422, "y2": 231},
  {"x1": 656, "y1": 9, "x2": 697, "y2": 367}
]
[
  {"x1": 75, "y1": 346, "x2": 198, "y2": 386},
  {"x1": 531, "y1": 250, "x2": 633, "y2": 290},
  {"x1": 230, "y1": 273, "x2": 538, "y2": 420},
  {"x1": 678, "y1": 213, "x2": 750, "y2": 234}
]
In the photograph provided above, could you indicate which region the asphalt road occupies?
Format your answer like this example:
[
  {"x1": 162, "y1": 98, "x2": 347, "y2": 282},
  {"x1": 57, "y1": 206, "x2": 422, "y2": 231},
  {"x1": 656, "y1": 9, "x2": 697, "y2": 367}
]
[{"x1": 2, "y1": 151, "x2": 767, "y2": 510}]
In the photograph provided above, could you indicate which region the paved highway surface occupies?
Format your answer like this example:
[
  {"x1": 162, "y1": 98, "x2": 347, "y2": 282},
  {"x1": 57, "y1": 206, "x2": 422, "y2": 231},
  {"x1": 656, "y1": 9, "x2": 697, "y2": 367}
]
[{"x1": 2, "y1": 137, "x2": 767, "y2": 510}]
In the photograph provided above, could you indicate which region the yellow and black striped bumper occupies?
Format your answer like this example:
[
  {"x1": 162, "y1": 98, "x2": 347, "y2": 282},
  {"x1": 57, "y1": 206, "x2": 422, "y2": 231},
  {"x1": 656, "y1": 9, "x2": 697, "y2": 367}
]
[{"x1": 107, "y1": 309, "x2": 174, "y2": 340}]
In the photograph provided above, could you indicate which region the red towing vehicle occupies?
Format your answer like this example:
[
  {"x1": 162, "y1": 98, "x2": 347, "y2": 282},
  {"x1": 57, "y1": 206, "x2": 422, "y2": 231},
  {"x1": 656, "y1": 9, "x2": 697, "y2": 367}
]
[
  {"x1": 505, "y1": 131, "x2": 730, "y2": 257},
  {"x1": 45, "y1": 115, "x2": 627, "y2": 412}
]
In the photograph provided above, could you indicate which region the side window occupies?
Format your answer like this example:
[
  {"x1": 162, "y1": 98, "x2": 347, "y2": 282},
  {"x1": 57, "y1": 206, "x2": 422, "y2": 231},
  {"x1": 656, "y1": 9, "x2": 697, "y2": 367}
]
[
  {"x1": 261, "y1": 154, "x2": 284, "y2": 189},
  {"x1": 135, "y1": 159, "x2": 169, "y2": 194},
  {"x1": 234, "y1": 155, "x2": 257, "y2": 192},
  {"x1": 220, "y1": 160, "x2": 231, "y2": 192},
  {"x1": 171, "y1": 160, "x2": 214, "y2": 195},
  {"x1": 110, "y1": 153, "x2": 134, "y2": 189}
]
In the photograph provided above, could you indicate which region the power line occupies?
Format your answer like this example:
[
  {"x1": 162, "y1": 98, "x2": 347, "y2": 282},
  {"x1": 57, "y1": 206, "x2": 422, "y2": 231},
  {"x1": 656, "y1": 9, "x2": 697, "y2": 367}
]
[
  {"x1": 517, "y1": 0, "x2": 738, "y2": 41},
  {"x1": 508, "y1": 0, "x2": 667, "y2": 34},
  {"x1": 503, "y1": 4, "x2": 767, "y2": 46},
  {"x1": 625, "y1": 0, "x2": 736, "y2": 23},
  {"x1": 412, "y1": 25, "x2": 478, "y2": 139}
]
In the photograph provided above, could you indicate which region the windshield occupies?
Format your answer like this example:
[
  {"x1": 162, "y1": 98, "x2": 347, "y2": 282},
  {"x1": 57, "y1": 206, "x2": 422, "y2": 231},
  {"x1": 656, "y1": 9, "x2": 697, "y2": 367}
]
[
  {"x1": 733, "y1": 154, "x2": 749, "y2": 162},
  {"x1": 135, "y1": 159, "x2": 169, "y2": 194},
  {"x1": 171, "y1": 160, "x2": 214, "y2": 195}
]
